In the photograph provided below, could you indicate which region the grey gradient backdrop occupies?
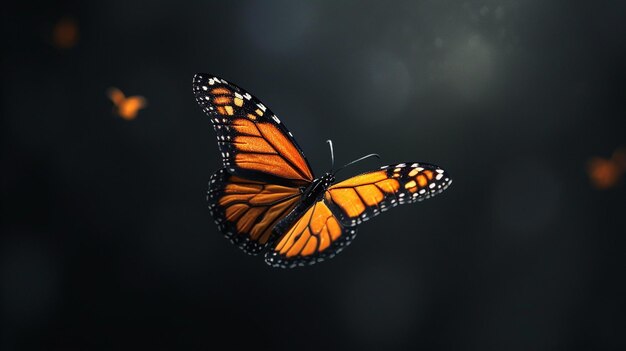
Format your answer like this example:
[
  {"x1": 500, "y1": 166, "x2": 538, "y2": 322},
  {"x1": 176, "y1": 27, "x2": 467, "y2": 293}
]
[{"x1": 2, "y1": 1, "x2": 625, "y2": 350}]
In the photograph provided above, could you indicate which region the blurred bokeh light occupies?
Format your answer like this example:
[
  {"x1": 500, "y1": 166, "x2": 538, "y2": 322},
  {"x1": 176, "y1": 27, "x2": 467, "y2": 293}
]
[{"x1": 51, "y1": 17, "x2": 78, "y2": 49}]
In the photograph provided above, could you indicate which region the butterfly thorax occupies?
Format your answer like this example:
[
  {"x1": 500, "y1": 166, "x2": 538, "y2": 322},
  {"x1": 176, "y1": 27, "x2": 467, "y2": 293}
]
[{"x1": 302, "y1": 172, "x2": 335, "y2": 204}]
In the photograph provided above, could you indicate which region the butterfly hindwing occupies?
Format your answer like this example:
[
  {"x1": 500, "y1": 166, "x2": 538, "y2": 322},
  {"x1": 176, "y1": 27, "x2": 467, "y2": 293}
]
[
  {"x1": 265, "y1": 200, "x2": 357, "y2": 268},
  {"x1": 325, "y1": 162, "x2": 452, "y2": 226},
  {"x1": 208, "y1": 168, "x2": 302, "y2": 255},
  {"x1": 193, "y1": 74, "x2": 314, "y2": 185}
]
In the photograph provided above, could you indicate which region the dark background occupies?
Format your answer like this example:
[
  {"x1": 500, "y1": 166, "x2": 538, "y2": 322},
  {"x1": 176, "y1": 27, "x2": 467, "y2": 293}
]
[{"x1": 2, "y1": 1, "x2": 625, "y2": 350}]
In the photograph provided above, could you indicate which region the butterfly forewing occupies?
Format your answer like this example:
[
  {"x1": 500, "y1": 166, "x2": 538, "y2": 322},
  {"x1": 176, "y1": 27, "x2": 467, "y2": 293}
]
[
  {"x1": 325, "y1": 162, "x2": 452, "y2": 226},
  {"x1": 193, "y1": 74, "x2": 314, "y2": 185}
]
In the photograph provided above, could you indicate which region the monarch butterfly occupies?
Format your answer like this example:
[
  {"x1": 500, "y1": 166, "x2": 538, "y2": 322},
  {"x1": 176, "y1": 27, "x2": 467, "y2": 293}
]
[{"x1": 193, "y1": 74, "x2": 452, "y2": 268}]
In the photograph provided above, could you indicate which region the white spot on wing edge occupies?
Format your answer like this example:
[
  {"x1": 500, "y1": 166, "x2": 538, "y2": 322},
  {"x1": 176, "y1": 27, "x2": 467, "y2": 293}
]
[{"x1": 272, "y1": 115, "x2": 281, "y2": 124}]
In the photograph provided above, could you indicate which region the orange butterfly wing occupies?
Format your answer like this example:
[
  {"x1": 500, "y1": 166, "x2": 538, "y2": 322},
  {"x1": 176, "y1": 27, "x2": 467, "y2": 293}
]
[
  {"x1": 326, "y1": 162, "x2": 452, "y2": 226},
  {"x1": 265, "y1": 200, "x2": 356, "y2": 268},
  {"x1": 193, "y1": 74, "x2": 314, "y2": 185},
  {"x1": 208, "y1": 169, "x2": 302, "y2": 254}
]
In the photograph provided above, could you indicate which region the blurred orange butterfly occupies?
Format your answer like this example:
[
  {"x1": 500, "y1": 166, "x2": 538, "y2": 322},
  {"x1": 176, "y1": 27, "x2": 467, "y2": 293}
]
[
  {"x1": 193, "y1": 74, "x2": 452, "y2": 268},
  {"x1": 587, "y1": 147, "x2": 626, "y2": 189},
  {"x1": 107, "y1": 87, "x2": 147, "y2": 120}
]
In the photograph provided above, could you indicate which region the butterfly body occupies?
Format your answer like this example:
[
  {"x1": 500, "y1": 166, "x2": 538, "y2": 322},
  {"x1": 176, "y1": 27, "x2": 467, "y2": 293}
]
[
  {"x1": 194, "y1": 73, "x2": 452, "y2": 268},
  {"x1": 302, "y1": 172, "x2": 336, "y2": 204}
]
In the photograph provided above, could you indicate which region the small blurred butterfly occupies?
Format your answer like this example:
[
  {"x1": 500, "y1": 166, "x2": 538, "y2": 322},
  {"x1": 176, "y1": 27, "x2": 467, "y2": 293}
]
[
  {"x1": 107, "y1": 87, "x2": 147, "y2": 120},
  {"x1": 193, "y1": 74, "x2": 453, "y2": 268},
  {"x1": 587, "y1": 147, "x2": 626, "y2": 189}
]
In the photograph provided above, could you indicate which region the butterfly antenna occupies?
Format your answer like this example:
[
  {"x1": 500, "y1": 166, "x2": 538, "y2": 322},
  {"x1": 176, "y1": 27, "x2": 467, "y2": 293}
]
[
  {"x1": 333, "y1": 153, "x2": 380, "y2": 176},
  {"x1": 326, "y1": 139, "x2": 335, "y2": 171}
]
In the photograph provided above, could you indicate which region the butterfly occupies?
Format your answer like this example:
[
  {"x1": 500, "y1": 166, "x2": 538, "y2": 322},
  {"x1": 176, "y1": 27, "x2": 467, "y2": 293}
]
[
  {"x1": 193, "y1": 74, "x2": 452, "y2": 268},
  {"x1": 107, "y1": 87, "x2": 147, "y2": 120},
  {"x1": 587, "y1": 147, "x2": 626, "y2": 189}
]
